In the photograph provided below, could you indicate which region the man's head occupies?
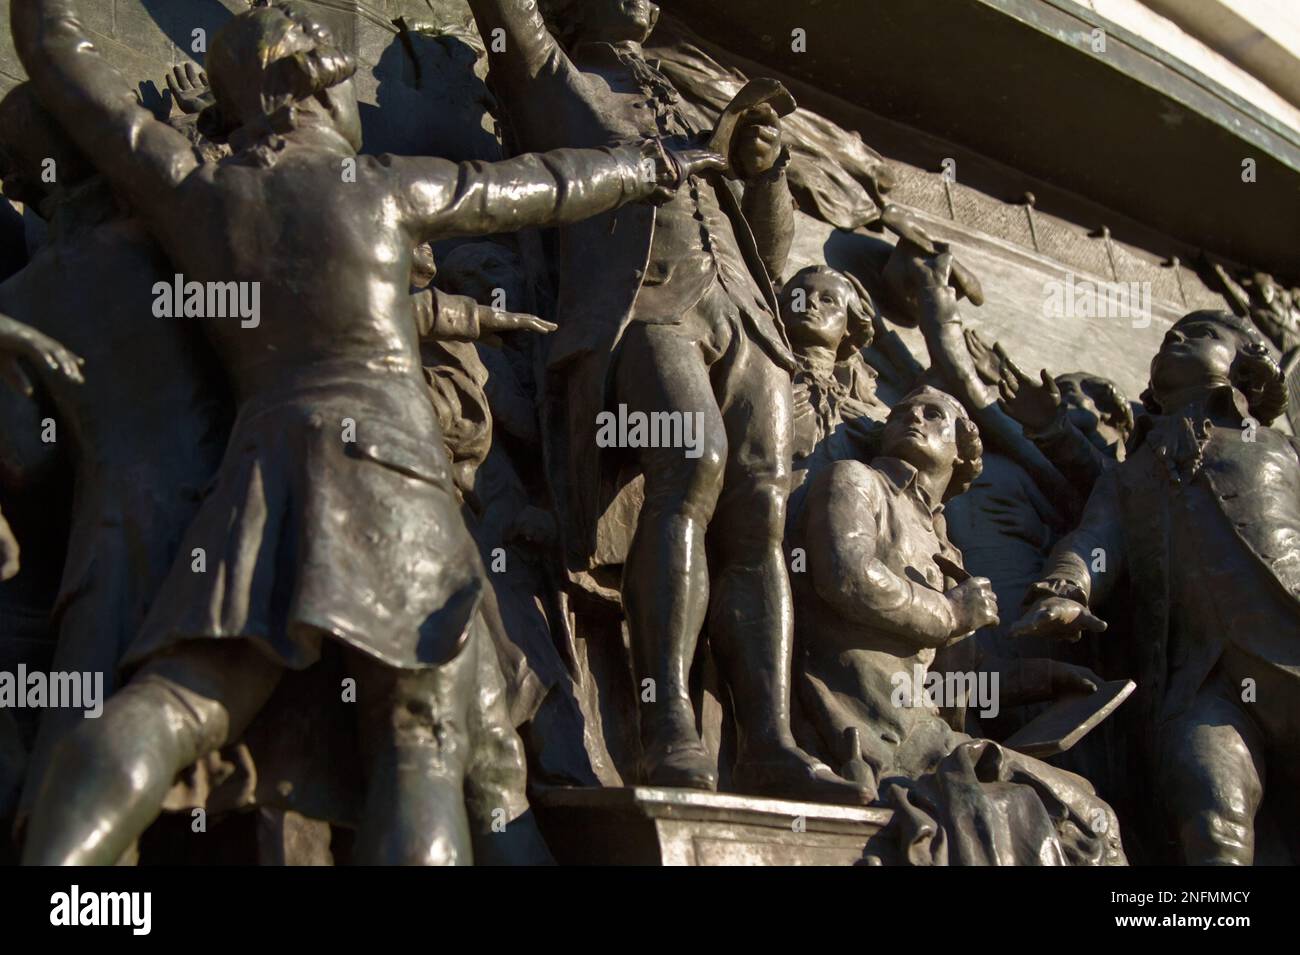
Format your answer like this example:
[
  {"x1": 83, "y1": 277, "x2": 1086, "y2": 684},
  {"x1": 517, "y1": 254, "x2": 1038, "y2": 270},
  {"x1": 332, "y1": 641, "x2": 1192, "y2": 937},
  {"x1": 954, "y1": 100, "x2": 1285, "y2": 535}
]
[
  {"x1": 1054, "y1": 372, "x2": 1133, "y2": 455},
  {"x1": 543, "y1": 0, "x2": 660, "y2": 47},
  {"x1": 882, "y1": 386, "x2": 982, "y2": 501},
  {"x1": 1146, "y1": 310, "x2": 1283, "y2": 421},
  {"x1": 779, "y1": 265, "x2": 875, "y2": 360},
  {"x1": 434, "y1": 241, "x2": 528, "y2": 310},
  {"x1": 207, "y1": 3, "x2": 360, "y2": 149},
  {"x1": 0, "y1": 84, "x2": 95, "y2": 207}
]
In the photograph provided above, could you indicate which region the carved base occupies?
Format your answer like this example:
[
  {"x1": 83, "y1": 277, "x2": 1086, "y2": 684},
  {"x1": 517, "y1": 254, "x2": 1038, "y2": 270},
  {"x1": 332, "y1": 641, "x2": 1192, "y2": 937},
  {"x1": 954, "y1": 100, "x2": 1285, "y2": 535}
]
[{"x1": 534, "y1": 786, "x2": 893, "y2": 865}]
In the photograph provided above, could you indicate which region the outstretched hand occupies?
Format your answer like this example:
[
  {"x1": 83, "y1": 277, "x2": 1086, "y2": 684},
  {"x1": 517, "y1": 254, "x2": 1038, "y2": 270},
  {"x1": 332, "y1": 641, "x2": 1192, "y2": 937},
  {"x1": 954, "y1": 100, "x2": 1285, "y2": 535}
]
[
  {"x1": 166, "y1": 63, "x2": 214, "y2": 116},
  {"x1": 1010, "y1": 596, "x2": 1107, "y2": 642},
  {"x1": 475, "y1": 305, "x2": 556, "y2": 336},
  {"x1": 648, "y1": 146, "x2": 726, "y2": 204},
  {"x1": 881, "y1": 242, "x2": 956, "y2": 325},
  {"x1": 996, "y1": 344, "x2": 1060, "y2": 432},
  {"x1": 964, "y1": 328, "x2": 1005, "y2": 386}
]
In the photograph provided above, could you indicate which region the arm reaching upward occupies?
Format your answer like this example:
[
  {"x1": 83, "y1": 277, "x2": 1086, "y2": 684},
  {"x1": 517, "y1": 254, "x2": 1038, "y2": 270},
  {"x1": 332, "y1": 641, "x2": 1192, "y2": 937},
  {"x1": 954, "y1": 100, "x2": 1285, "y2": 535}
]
[
  {"x1": 11, "y1": 1, "x2": 199, "y2": 227},
  {"x1": 883, "y1": 244, "x2": 1081, "y2": 511},
  {"x1": 467, "y1": 0, "x2": 567, "y2": 89},
  {"x1": 466, "y1": 0, "x2": 579, "y2": 151}
]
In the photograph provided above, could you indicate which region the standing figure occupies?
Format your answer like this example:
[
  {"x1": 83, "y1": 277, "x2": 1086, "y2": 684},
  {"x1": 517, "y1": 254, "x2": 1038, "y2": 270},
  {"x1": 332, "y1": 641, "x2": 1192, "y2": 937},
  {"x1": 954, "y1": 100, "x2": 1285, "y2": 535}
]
[
  {"x1": 1013, "y1": 310, "x2": 1299, "y2": 864},
  {"x1": 13, "y1": 0, "x2": 715, "y2": 865},
  {"x1": 468, "y1": 0, "x2": 866, "y2": 802}
]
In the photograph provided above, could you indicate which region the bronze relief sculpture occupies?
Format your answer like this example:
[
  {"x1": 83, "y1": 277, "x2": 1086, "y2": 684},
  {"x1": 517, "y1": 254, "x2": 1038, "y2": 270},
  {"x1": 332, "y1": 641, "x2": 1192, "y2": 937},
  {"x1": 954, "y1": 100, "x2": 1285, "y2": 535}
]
[
  {"x1": 11, "y1": 0, "x2": 716, "y2": 864},
  {"x1": 0, "y1": 0, "x2": 1293, "y2": 871},
  {"x1": 1013, "y1": 310, "x2": 1299, "y2": 865}
]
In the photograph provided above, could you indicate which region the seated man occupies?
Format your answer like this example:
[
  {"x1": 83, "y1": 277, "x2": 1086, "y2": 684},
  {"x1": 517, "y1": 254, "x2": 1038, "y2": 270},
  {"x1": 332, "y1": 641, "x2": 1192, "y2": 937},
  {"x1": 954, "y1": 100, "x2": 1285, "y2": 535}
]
[
  {"x1": 1013, "y1": 310, "x2": 1299, "y2": 865},
  {"x1": 791, "y1": 385, "x2": 1125, "y2": 865}
]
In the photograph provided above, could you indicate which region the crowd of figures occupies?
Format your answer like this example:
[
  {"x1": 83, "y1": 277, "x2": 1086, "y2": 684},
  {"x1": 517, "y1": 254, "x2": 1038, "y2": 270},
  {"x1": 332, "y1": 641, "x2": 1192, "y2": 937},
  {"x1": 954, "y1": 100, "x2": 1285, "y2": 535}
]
[{"x1": 0, "y1": 0, "x2": 1297, "y2": 866}]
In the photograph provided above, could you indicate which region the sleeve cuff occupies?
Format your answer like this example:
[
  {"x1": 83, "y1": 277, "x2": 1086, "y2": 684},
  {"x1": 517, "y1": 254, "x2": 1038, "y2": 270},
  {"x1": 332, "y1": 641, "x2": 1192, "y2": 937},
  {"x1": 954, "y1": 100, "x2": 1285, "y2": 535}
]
[{"x1": 1023, "y1": 578, "x2": 1088, "y2": 609}]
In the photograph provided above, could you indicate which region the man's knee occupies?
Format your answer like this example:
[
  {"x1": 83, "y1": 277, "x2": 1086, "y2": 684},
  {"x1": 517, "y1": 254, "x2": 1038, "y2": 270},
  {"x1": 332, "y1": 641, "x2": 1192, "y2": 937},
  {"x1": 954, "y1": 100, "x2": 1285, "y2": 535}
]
[
  {"x1": 116, "y1": 672, "x2": 229, "y2": 755},
  {"x1": 360, "y1": 660, "x2": 474, "y2": 774},
  {"x1": 714, "y1": 475, "x2": 789, "y2": 552},
  {"x1": 640, "y1": 427, "x2": 728, "y2": 523}
]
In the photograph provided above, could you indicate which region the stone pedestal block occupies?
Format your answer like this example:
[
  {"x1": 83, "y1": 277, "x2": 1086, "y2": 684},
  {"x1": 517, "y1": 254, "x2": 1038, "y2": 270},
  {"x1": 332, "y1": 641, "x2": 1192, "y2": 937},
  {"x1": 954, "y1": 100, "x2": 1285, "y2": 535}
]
[{"x1": 536, "y1": 786, "x2": 893, "y2": 866}]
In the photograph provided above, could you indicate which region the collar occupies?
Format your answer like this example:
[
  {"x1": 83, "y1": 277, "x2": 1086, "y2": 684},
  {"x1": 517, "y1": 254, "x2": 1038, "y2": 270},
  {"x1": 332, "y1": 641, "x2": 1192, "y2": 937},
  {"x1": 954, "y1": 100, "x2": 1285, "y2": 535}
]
[
  {"x1": 1166, "y1": 382, "x2": 1249, "y2": 424},
  {"x1": 1136, "y1": 383, "x2": 1250, "y2": 444},
  {"x1": 874, "y1": 456, "x2": 943, "y2": 516},
  {"x1": 572, "y1": 40, "x2": 656, "y2": 69},
  {"x1": 793, "y1": 347, "x2": 838, "y2": 382}
]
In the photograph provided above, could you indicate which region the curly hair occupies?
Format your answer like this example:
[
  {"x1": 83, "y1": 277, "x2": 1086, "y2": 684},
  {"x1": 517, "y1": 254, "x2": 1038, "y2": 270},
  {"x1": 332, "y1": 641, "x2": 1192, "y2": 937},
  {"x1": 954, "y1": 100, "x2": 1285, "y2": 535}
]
[
  {"x1": 890, "y1": 386, "x2": 983, "y2": 501},
  {"x1": 1055, "y1": 372, "x2": 1134, "y2": 445},
  {"x1": 780, "y1": 265, "x2": 877, "y2": 361},
  {"x1": 1144, "y1": 310, "x2": 1287, "y2": 424},
  {"x1": 207, "y1": 3, "x2": 356, "y2": 136}
]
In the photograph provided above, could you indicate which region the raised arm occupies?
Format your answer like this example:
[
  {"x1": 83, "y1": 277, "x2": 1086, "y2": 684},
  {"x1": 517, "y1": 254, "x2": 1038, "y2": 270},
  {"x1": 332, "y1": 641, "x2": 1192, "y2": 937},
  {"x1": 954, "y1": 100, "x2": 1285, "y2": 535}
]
[
  {"x1": 466, "y1": 0, "x2": 578, "y2": 151},
  {"x1": 393, "y1": 142, "x2": 717, "y2": 245},
  {"x1": 806, "y1": 463, "x2": 990, "y2": 649},
  {"x1": 883, "y1": 245, "x2": 1081, "y2": 511},
  {"x1": 735, "y1": 107, "x2": 795, "y2": 283},
  {"x1": 994, "y1": 345, "x2": 1111, "y2": 496},
  {"x1": 12, "y1": 1, "x2": 200, "y2": 225},
  {"x1": 467, "y1": 0, "x2": 567, "y2": 87}
]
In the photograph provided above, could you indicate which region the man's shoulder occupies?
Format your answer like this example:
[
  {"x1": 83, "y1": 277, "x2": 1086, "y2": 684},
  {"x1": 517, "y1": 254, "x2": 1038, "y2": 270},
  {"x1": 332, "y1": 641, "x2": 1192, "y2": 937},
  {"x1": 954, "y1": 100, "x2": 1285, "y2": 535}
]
[{"x1": 818, "y1": 458, "x2": 891, "y2": 499}]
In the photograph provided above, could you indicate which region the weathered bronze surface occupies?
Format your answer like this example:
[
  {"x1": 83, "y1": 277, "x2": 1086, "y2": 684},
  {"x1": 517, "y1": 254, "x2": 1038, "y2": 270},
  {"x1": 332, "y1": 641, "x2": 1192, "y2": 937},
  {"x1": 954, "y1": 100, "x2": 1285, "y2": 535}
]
[{"x1": 0, "y1": 0, "x2": 1294, "y2": 867}]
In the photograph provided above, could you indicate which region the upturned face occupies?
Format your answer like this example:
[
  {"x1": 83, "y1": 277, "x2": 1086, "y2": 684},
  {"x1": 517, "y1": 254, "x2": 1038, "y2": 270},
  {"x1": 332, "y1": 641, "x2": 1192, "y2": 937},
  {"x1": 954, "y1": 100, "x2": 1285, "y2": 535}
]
[
  {"x1": 213, "y1": 10, "x2": 363, "y2": 151},
  {"x1": 580, "y1": 0, "x2": 659, "y2": 43},
  {"x1": 882, "y1": 393, "x2": 959, "y2": 475},
  {"x1": 782, "y1": 272, "x2": 852, "y2": 351},
  {"x1": 1056, "y1": 376, "x2": 1123, "y2": 452},
  {"x1": 1149, "y1": 318, "x2": 1237, "y2": 399}
]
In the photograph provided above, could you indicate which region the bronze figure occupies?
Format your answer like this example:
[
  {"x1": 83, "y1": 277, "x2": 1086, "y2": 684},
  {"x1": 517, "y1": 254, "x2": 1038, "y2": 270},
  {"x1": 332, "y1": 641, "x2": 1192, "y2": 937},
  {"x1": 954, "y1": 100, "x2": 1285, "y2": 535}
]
[
  {"x1": 467, "y1": 0, "x2": 867, "y2": 804},
  {"x1": 1014, "y1": 310, "x2": 1299, "y2": 864},
  {"x1": 12, "y1": 0, "x2": 716, "y2": 865}
]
